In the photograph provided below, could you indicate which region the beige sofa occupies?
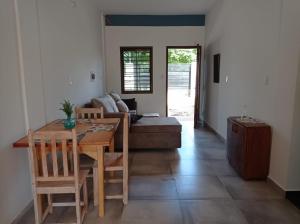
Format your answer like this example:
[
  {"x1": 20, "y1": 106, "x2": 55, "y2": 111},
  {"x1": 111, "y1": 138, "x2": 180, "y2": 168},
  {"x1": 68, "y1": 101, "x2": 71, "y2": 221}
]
[{"x1": 88, "y1": 94, "x2": 182, "y2": 150}]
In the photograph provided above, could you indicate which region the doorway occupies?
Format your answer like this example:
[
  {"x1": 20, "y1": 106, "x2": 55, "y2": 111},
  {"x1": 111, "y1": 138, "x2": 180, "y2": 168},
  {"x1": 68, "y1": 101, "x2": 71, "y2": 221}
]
[{"x1": 166, "y1": 46, "x2": 201, "y2": 127}]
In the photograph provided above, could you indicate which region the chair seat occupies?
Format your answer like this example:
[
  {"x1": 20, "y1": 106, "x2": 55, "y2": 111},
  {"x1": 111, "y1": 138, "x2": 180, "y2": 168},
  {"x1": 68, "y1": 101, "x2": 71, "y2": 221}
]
[{"x1": 36, "y1": 170, "x2": 89, "y2": 194}]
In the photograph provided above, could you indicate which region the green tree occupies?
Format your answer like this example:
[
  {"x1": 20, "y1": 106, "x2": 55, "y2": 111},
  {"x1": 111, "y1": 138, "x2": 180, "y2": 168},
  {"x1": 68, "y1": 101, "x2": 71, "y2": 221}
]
[{"x1": 168, "y1": 49, "x2": 197, "y2": 64}]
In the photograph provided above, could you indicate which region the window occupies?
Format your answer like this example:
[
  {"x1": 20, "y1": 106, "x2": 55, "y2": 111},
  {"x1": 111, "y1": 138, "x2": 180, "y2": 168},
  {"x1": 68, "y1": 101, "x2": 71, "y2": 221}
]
[{"x1": 120, "y1": 47, "x2": 153, "y2": 94}]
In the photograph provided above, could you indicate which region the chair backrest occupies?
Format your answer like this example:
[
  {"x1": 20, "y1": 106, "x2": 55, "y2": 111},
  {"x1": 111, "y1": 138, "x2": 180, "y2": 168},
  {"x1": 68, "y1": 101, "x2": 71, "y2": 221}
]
[
  {"x1": 75, "y1": 107, "x2": 104, "y2": 120},
  {"x1": 28, "y1": 129, "x2": 79, "y2": 185}
]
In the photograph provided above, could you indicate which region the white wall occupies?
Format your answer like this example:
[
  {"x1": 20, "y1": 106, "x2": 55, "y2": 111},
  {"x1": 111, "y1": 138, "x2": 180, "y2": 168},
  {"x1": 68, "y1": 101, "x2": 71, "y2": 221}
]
[
  {"x1": 288, "y1": 51, "x2": 300, "y2": 190},
  {"x1": 285, "y1": 0, "x2": 300, "y2": 190},
  {"x1": 105, "y1": 26, "x2": 205, "y2": 116},
  {"x1": 204, "y1": 0, "x2": 300, "y2": 190},
  {"x1": 0, "y1": 1, "x2": 32, "y2": 223},
  {"x1": 0, "y1": 0, "x2": 105, "y2": 222},
  {"x1": 37, "y1": 0, "x2": 105, "y2": 121}
]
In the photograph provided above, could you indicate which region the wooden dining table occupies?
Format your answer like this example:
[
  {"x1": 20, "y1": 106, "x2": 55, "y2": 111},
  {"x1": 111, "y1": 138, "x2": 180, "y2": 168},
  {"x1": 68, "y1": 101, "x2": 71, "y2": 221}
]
[{"x1": 12, "y1": 118, "x2": 120, "y2": 217}]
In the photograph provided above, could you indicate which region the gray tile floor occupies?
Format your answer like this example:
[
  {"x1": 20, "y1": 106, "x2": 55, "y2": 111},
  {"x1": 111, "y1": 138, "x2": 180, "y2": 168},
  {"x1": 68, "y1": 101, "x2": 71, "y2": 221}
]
[{"x1": 17, "y1": 122, "x2": 300, "y2": 224}]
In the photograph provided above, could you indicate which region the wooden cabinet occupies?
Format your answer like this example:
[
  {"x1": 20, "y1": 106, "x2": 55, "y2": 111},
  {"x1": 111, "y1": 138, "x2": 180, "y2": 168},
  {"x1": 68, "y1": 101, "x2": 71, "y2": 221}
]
[{"x1": 227, "y1": 117, "x2": 271, "y2": 180}]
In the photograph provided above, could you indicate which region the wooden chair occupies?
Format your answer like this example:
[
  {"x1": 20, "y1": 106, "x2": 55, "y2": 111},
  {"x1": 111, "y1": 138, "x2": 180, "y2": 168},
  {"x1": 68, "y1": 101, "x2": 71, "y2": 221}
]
[
  {"x1": 75, "y1": 107, "x2": 104, "y2": 120},
  {"x1": 28, "y1": 129, "x2": 88, "y2": 224},
  {"x1": 75, "y1": 107, "x2": 104, "y2": 170},
  {"x1": 75, "y1": 107, "x2": 104, "y2": 206},
  {"x1": 93, "y1": 112, "x2": 129, "y2": 205}
]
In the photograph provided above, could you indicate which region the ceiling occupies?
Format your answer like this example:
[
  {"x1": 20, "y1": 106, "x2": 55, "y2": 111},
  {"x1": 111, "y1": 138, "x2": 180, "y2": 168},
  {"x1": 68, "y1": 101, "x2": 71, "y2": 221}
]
[{"x1": 96, "y1": 0, "x2": 217, "y2": 15}]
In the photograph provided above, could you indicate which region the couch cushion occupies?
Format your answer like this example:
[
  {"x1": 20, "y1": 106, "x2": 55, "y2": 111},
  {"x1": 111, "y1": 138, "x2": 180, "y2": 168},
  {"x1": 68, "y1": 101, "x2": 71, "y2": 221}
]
[
  {"x1": 91, "y1": 94, "x2": 119, "y2": 113},
  {"x1": 131, "y1": 117, "x2": 181, "y2": 133}
]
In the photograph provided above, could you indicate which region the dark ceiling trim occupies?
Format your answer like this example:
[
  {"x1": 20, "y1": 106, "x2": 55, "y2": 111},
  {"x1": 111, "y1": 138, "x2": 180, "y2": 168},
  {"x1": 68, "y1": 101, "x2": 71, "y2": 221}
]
[{"x1": 105, "y1": 15, "x2": 205, "y2": 26}]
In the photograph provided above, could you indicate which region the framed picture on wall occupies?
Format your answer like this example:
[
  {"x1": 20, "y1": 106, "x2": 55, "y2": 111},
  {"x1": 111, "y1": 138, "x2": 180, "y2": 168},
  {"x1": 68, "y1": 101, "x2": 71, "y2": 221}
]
[{"x1": 213, "y1": 54, "x2": 220, "y2": 83}]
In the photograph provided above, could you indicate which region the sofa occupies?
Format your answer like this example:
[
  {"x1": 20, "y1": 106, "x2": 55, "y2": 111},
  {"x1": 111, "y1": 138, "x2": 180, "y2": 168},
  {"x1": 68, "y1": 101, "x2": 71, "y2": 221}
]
[{"x1": 87, "y1": 93, "x2": 182, "y2": 150}]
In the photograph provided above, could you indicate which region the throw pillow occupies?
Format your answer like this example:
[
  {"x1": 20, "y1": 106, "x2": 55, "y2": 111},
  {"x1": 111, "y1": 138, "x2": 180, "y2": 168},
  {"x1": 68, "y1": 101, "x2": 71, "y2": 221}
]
[
  {"x1": 122, "y1": 98, "x2": 136, "y2": 111},
  {"x1": 116, "y1": 100, "x2": 129, "y2": 112},
  {"x1": 91, "y1": 97, "x2": 114, "y2": 113},
  {"x1": 110, "y1": 91, "x2": 121, "y2": 102},
  {"x1": 106, "y1": 94, "x2": 119, "y2": 112}
]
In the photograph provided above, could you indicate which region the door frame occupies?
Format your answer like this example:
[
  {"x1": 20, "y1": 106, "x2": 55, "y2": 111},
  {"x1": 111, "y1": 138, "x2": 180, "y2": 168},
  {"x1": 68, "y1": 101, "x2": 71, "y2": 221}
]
[{"x1": 166, "y1": 46, "x2": 202, "y2": 127}]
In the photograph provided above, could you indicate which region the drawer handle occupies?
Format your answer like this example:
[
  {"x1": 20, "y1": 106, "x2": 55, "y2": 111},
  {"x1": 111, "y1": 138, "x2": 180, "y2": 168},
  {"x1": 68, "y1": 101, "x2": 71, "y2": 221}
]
[{"x1": 232, "y1": 124, "x2": 239, "y2": 133}]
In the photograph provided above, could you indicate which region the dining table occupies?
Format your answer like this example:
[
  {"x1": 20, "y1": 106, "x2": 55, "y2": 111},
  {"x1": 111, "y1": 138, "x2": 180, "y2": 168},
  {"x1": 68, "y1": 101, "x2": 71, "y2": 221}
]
[{"x1": 12, "y1": 118, "x2": 120, "y2": 217}]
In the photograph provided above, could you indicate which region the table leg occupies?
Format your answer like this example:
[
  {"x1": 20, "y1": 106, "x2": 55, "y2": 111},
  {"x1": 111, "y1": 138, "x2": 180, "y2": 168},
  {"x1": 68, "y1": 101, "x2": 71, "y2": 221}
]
[
  {"x1": 97, "y1": 146, "x2": 105, "y2": 217},
  {"x1": 109, "y1": 137, "x2": 115, "y2": 177},
  {"x1": 109, "y1": 136, "x2": 114, "y2": 153}
]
